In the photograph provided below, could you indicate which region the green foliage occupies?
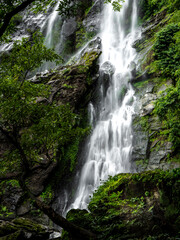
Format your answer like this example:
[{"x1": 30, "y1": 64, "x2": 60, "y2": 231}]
[
  {"x1": 0, "y1": 206, "x2": 14, "y2": 218},
  {"x1": 152, "y1": 23, "x2": 180, "y2": 81},
  {"x1": 58, "y1": 0, "x2": 124, "y2": 19},
  {"x1": 104, "y1": 0, "x2": 124, "y2": 12},
  {"x1": 154, "y1": 82, "x2": 180, "y2": 150},
  {"x1": 0, "y1": 32, "x2": 62, "y2": 80},
  {"x1": 63, "y1": 83, "x2": 74, "y2": 89},
  {"x1": 58, "y1": 0, "x2": 92, "y2": 18},
  {"x1": 0, "y1": 32, "x2": 87, "y2": 174},
  {"x1": 150, "y1": 22, "x2": 180, "y2": 151},
  {"x1": 139, "y1": 0, "x2": 180, "y2": 20},
  {"x1": 40, "y1": 185, "x2": 53, "y2": 203},
  {"x1": 62, "y1": 137, "x2": 80, "y2": 172}
]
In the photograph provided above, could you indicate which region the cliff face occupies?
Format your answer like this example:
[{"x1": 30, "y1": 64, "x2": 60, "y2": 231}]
[{"x1": 131, "y1": 5, "x2": 180, "y2": 172}]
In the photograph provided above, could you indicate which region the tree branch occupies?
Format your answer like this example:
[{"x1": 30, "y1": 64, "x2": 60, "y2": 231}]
[{"x1": 0, "y1": 0, "x2": 36, "y2": 38}]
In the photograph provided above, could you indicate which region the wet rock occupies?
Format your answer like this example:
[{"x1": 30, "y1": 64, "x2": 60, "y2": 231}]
[
  {"x1": 62, "y1": 18, "x2": 77, "y2": 37},
  {"x1": 17, "y1": 201, "x2": 31, "y2": 216},
  {"x1": 0, "y1": 218, "x2": 55, "y2": 240},
  {"x1": 156, "y1": 79, "x2": 173, "y2": 93},
  {"x1": 148, "y1": 115, "x2": 162, "y2": 131},
  {"x1": 141, "y1": 103, "x2": 155, "y2": 116},
  {"x1": 132, "y1": 37, "x2": 146, "y2": 52},
  {"x1": 0, "y1": 182, "x2": 23, "y2": 220},
  {"x1": 129, "y1": 61, "x2": 136, "y2": 78},
  {"x1": 83, "y1": 0, "x2": 103, "y2": 34},
  {"x1": 100, "y1": 61, "x2": 115, "y2": 76},
  {"x1": 26, "y1": 161, "x2": 57, "y2": 196},
  {"x1": 148, "y1": 142, "x2": 173, "y2": 167},
  {"x1": 77, "y1": 37, "x2": 102, "y2": 62},
  {"x1": 132, "y1": 118, "x2": 149, "y2": 163},
  {"x1": 142, "y1": 9, "x2": 167, "y2": 35},
  {"x1": 132, "y1": 71, "x2": 150, "y2": 83},
  {"x1": 99, "y1": 61, "x2": 115, "y2": 97}
]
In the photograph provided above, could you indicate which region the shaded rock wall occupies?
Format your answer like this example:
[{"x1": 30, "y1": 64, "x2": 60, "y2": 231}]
[{"x1": 131, "y1": 8, "x2": 180, "y2": 172}]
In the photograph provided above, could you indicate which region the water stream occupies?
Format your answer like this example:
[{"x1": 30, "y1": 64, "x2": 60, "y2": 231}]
[{"x1": 69, "y1": 0, "x2": 140, "y2": 210}]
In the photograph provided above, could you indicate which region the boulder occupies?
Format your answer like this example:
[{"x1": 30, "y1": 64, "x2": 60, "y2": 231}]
[
  {"x1": 0, "y1": 218, "x2": 55, "y2": 240},
  {"x1": 100, "y1": 61, "x2": 115, "y2": 76},
  {"x1": 26, "y1": 161, "x2": 57, "y2": 196}
]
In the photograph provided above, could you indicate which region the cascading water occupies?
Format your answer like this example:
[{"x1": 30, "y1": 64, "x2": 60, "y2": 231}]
[
  {"x1": 43, "y1": 3, "x2": 60, "y2": 49},
  {"x1": 69, "y1": 0, "x2": 141, "y2": 210}
]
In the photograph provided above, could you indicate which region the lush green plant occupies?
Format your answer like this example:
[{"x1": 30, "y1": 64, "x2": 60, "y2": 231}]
[
  {"x1": 0, "y1": 32, "x2": 87, "y2": 174},
  {"x1": 139, "y1": 0, "x2": 180, "y2": 20},
  {"x1": 150, "y1": 22, "x2": 180, "y2": 151},
  {"x1": 154, "y1": 81, "x2": 180, "y2": 150},
  {"x1": 104, "y1": 0, "x2": 125, "y2": 11},
  {"x1": 152, "y1": 23, "x2": 180, "y2": 82},
  {"x1": 40, "y1": 185, "x2": 53, "y2": 203}
]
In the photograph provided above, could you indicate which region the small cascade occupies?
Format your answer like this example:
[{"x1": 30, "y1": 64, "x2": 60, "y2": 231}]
[
  {"x1": 43, "y1": 3, "x2": 60, "y2": 49},
  {"x1": 68, "y1": 0, "x2": 141, "y2": 210}
]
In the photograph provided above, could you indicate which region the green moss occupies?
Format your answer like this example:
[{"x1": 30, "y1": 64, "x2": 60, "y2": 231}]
[
  {"x1": 139, "y1": 116, "x2": 150, "y2": 132},
  {"x1": 62, "y1": 169, "x2": 180, "y2": 240},
  {"x1": 133, "y1": 80, "x2": 149, "y2": 89},
  {"x1": 40, "y1": 185, "x2": 54, "y2": 203},
  {"x1": 12, "y1": 218, "x2": 45, "y2": 232}
]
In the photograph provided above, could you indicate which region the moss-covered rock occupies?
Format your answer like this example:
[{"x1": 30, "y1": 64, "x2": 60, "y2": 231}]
[
  {"x1": 63, "y1": 168, "x2": 180, "y2": 240},
  {"x1": 132, "y1": 6, "x2": 180, "y2": 170},
  {"x1": 0, "y1": 217, "x2": 54, "y2": 240}
]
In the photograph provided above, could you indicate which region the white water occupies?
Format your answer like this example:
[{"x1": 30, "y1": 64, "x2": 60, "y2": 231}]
[
  {"x1": 43, "y1": 2, "x2": 59, "y2": 48},
  {"x1": 69, "y1": 0, "x2": 140, "y2": 210}
]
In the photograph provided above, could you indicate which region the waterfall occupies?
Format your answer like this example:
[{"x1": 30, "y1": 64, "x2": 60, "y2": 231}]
[
  {"x1": 68, "y1": 0, "x2": 140, "y2": 210},
  {"x1": 43, "y1": 2, "x2": 60, "y2": 49}
]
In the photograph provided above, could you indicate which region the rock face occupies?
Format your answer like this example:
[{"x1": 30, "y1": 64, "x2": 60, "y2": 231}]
[
  {"x1": 83, "y1": 0, "x2": 104, "y2": 34},
  {"x1": 132, "y1": 77, "x2": 177, "y2": 172},
  {"x1": 62, "y1": 18, "x2": 77, "y2": 38},
  {"x1": 31, "y1": 37, "x2": 101, "y2": 108},
  {"x1": 131, "y1": 9, "x2": 180, "y2": 172},
  {"x1": 63, "y1": 169, "x2": 180, "y2": 240}
]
